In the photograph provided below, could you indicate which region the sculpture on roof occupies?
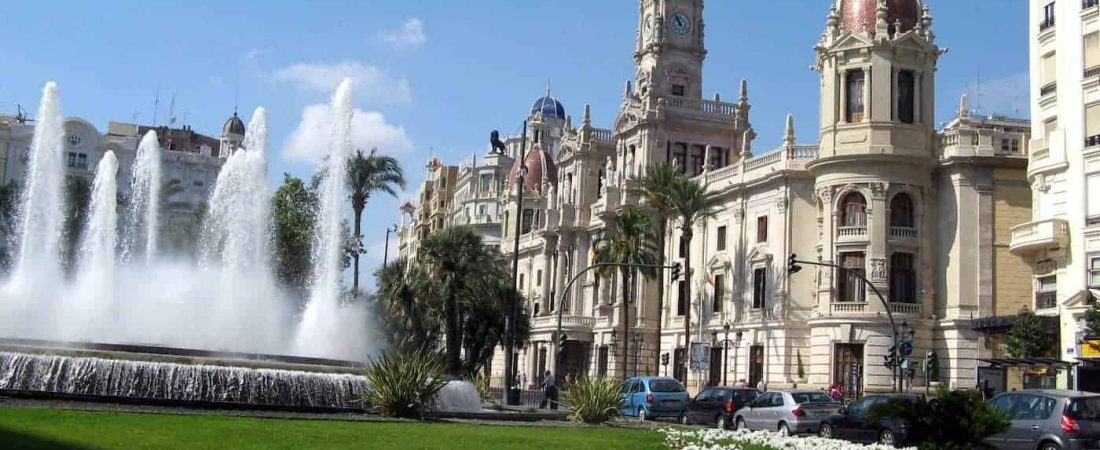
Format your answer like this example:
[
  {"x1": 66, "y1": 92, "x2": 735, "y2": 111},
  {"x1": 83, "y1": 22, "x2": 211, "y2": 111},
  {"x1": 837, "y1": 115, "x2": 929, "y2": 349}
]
[{"x1": 490, "y1": 130, "x2": 507, "y2": 154}]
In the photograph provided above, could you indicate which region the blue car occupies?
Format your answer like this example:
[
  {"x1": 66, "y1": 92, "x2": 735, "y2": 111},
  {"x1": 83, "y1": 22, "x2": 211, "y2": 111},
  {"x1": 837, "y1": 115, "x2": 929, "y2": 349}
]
[{"x1": 620, "y1": 376, "x2": 689, "y2": 420}]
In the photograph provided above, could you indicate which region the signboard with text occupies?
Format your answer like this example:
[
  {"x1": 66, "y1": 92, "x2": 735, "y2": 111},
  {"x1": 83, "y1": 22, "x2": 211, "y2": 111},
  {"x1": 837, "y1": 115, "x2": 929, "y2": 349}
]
[
  {"x1": 1083, "y1": 339, "x2": 1100, "y2": 358},
  {"x1": 690, "y1": 342, "x2": 710, "y2": 371}
]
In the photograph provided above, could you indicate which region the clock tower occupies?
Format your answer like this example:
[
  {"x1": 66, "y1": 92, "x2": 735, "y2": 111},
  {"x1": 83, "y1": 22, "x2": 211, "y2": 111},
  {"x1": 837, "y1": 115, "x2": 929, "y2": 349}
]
[{"x1": 635, "y1": 0, "x2": 706, "y2": 100}]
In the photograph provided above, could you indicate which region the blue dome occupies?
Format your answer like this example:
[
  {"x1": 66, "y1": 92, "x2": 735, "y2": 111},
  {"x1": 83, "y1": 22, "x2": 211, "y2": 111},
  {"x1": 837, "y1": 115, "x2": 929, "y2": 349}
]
[{"x1": 530, "y1": 95, "x2": 566, "y2": 120}]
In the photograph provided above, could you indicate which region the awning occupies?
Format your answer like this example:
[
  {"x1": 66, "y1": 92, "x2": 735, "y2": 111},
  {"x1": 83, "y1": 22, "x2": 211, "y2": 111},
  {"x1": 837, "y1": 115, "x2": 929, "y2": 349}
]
[
  {"x1": 971, "y1": 315, "x2": 1059, "y2": 331},
  {"x1": 979, "y1": 357, "x2": 1079, "y2": 370}
]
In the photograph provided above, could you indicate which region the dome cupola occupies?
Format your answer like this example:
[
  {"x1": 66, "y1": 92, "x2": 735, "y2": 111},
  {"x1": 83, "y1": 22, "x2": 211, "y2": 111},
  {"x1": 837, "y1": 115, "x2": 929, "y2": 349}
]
[
  {"x1": 222, "y1": 112, "x2": 246, "y2": 136},
  {"x1": 530, "y1": 88, "x2": 566, "y2": 120},
  {"x1": 508, "y1": 144, "x2": 557, "y2": 192}
]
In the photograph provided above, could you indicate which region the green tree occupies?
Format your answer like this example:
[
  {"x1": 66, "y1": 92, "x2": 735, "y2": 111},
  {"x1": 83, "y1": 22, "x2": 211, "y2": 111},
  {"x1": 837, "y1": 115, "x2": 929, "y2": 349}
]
[
  {"x1": 346, "y1": 148, "x2": 405, "y2": 294},
  {"x1": 632, "y1": 162, "x2": 678, "y2": 367},
  {"x1": 375, "y1": 258, "x2": 441, "y2": 353},
  {"x1": 869, "y1": 387, "x2": 1009, "y2": 450},
  {"x1": 62, "y1": 175, "x2": 92, "y2": 271},
  {"x1": 461, "y1": 270, "x2": 530, "y2": 376},
  {"x1": 664, "y1": 175, "x2": 722, "y2": 364},
  {"x1": 0, "y1": 181, "x2": 21, "y2": 272},
  {"x1": 594, "y1": 206, "x2": 659, "y2": 377},
  {"x1": 272, "y1": 174, "x2": 319, "y2": 293},
  {"x1": 1007, "y1": 310, "x2": 1055, "y2": 357},
  {"x1": 1085, "y1": 300, "x2": 1100, "y2": 339}
]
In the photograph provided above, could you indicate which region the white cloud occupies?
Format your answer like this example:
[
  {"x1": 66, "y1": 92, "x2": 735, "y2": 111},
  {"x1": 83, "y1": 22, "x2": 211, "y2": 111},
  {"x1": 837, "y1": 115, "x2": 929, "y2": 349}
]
[
  {"x1": 271, "y1": 61, "x2": 412, "y2": 103},
  {"x1": 377, "y1": 18, "x2": 427, "y2": 50},
  {"x1": 963, "y1": 71, "x2": 1030, "y2": 119},
  {"x1": 282, "y1": 104, "x2": 414, "y2": 165}
]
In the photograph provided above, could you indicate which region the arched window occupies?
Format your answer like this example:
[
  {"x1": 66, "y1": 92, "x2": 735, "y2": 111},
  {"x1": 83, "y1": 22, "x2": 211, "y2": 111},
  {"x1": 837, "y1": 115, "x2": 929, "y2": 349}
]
[
  {"x1": 890, "y1": 193, "x2": 914, "y2": 228},
  {"x1": 840, "y1": 192, "x2": 867, "y2": 227}
]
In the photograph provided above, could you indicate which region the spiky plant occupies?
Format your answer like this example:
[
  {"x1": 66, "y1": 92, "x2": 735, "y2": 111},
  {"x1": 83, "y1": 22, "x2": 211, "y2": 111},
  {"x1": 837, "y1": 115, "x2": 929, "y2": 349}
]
[
  {"x1": 362, "y1": 350, "x2": 448, "y2": 419},
  {"x1": 565, "y1": 376, "x2": 623, "y2": 424}
]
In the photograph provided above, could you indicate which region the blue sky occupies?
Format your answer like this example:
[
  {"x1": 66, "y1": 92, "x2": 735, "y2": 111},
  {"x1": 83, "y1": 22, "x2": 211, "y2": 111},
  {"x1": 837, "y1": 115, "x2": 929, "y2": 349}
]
[{"x1": 0, "y1": 0, "x2": 1028, "y2": 291}]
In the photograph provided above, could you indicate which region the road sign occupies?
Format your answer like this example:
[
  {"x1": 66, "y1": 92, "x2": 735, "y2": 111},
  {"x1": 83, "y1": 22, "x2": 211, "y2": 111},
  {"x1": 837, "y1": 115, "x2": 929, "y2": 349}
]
[
  {"x1": 690, "y1": 342, "x2": 710, "y2": 371},
  {"x1": 899, "y1": 341, "x2": 913, "y2": 357}
]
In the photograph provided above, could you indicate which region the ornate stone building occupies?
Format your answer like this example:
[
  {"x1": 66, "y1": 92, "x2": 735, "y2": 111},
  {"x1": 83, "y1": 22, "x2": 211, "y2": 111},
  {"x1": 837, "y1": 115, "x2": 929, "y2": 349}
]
[{"x1": 398, "y1": 0, "x2": 1032, "y2": 393}]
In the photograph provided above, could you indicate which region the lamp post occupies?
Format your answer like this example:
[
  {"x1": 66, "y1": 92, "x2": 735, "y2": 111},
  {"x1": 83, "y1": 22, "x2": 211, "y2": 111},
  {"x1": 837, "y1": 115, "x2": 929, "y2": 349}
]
[
  {"x1": 631, "y1": 331, "x2": 641, "y2": 376},
  {"x1": 383, "y1": 224, "x2": 398, "y2": 267},
  {"x1": 502, "y1": 121, "x2": 528, "y2": 406},
  {"x1": 723, "y1": 323, "x2": 731, "y2": 386}
]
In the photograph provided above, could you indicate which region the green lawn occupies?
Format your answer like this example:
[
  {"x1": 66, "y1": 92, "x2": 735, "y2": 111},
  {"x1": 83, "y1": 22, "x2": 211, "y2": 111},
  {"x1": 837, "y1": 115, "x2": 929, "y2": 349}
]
[{"x1": 0, "y1": 408, "x2": 668, "y2": 450}]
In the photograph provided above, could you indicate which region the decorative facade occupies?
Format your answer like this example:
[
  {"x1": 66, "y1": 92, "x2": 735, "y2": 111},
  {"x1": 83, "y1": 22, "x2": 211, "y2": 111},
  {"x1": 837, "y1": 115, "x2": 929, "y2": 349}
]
[{"x1": 397, "y1": 0, "x2": 1033, "y2": 394}]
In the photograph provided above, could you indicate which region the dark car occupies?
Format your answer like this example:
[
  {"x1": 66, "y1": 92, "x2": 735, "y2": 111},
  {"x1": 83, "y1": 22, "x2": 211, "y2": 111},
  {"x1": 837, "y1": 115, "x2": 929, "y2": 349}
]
[
  {"x1": 680, "y1": 387, "x2": 760, "y2": 429},
  {"x1": 819, "y1": 393, "x2": 920, "y2": 447},
  {"x1": 985, "y1": 390, "x2": 1100, "y2": 450}
]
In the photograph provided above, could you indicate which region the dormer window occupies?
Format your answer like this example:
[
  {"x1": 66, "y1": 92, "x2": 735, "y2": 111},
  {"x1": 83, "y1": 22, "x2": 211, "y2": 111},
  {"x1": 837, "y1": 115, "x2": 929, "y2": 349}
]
[
  {"x1": 846, "y1": 69, "x2": 865, "y2": 122},
  {"x1": 672, "y1": 84, "x2": 685, "y2": 96}
]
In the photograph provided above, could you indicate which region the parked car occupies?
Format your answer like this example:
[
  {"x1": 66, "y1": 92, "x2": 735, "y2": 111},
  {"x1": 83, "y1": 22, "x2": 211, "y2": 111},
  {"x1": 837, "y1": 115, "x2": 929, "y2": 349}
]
[
  {"x1": 984, "y1": 390, "x2": 1100, "y2": 450},
  {"x1": 819, "y1": 393, "x2": 920, "y2": 447},
  {"x1": 680, "y1": 387, "x2": 760, "y2": 429},
  {"x1": 733, "y1": 389, "x2": 842, "y2": 435},
  {"x1": 620, "y1": 376, "x2": 689, "y2": 421}
]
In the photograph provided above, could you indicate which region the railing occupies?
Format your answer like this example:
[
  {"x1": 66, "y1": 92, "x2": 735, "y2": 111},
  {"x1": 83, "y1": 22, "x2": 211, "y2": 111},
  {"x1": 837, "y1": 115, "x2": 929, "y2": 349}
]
[
  {"x1": 591, "y1": 128, "x2": 613, "y2": 142},
  {"x1": 706, "y1": 164, "x2": 740, "y2": 183},
  {"x1": 664, "y1": 96, "x2": 738, "y2": 116},
  {"x1": 1040, "y1": 82, "x2": 1057, "y2": 97},
  {"x1": 831, "y1": 302, "x2": 867, "y2": 313},
  {"x1": 1086, "y1": 0, "x2": 1099, "y2": 9},
  {"x1": 1088, "y1": 215, "x2": 1100, "y2": 227},
  {"x1": 788, "y1": 145, "x2": 819, "y2": 159},
  {"x1": 1036, "y1": 291, "x2": 1058, "y2": 309},
  {"x1": 889, "y1": 303, "x2": 922, "y2": 315},
  {"x1": 561, "y1": 315, "x2": 597, "y2": 328},
  {"x1": 890, "y1": 226, "x2": 918, "y2": 240},
  {"x1": 1040, "y1": 18, "x2": 1056, "y2": 31},
  {"x1": 1087, "y1": 135, "x2": 1100, "y2": 149},
  {"x1": 744, "y1": 151, "x2": 782, "y2": 171},
  {"x1": 838, "y1": 226, "x2": 868, "y2": 238},
  {"x1": 1086, "y1": 66, "x2": 1100, "y2": 79}
]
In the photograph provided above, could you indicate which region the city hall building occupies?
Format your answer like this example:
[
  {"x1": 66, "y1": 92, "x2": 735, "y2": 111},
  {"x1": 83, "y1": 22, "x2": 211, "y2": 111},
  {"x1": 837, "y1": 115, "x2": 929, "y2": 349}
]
[{"x1": 397, "y1": 0, "x2": 1033, "y2": 393}]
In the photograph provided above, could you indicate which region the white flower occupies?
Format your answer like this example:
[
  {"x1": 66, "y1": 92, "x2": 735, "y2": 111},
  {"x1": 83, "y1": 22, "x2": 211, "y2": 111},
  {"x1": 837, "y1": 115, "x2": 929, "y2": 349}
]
[{"x1": 659, "y1": 427, "x2": 916, "y2": 450}]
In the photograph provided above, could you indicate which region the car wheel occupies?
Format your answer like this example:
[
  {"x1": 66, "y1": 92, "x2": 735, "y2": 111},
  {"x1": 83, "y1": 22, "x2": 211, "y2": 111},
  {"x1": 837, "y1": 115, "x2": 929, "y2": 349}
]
[
  {"x1": 716, "y1": 415, "x2": 727, "y2": 430},
  {"x1": 735, "y1": 417, "x2": 746, "y2": 431},
  {"x1": 637, "y1": 407, "x2": 647, "y2": 422},
  {"x1": 819, "y1": 423, "x2": 833, "y2": 439},
  {"x1": 878, "y1": 430, "x2": 896, "y2": 447},
  {"x1": 1038, "y1": 442, "x2": 1061, "y2": 450},
  {"x1": 778, "y1": 422, "x2": 790, "y2": 436},
  {"x1": 679, "y1": 414, "x2": 689, "y2": 425}
]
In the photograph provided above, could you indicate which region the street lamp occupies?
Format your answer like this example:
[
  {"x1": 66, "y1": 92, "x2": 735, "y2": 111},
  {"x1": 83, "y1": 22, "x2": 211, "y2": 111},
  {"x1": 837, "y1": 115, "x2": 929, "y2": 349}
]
[
  {"x1": 383, "y1": 224, "x2": 398, "y2": 267},
  {"x1": 631, "y1": 331, "x2": 641, "y2": 376},
  {"x1": 723, "y1": 323, "x2": 732, "y2": 386},
  {"x1": 502, "y1": 121, "x2": 529, "y2": 406}
]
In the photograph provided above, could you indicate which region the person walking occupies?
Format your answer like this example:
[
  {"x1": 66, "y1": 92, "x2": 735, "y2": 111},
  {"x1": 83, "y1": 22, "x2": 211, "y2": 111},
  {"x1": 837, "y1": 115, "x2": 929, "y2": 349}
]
[
  {"x1": 756, "y1": 379, "x2": 767, "y2": 392},
  {"x1": 538, "y1": 370, "x2": 557, "y2": 409}
]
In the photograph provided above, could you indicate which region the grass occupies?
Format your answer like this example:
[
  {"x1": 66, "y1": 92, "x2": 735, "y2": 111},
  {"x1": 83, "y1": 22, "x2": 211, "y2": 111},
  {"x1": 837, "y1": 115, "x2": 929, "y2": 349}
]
[{"x1": 0, "y1": 408, "x2": 667, "y2": 450}]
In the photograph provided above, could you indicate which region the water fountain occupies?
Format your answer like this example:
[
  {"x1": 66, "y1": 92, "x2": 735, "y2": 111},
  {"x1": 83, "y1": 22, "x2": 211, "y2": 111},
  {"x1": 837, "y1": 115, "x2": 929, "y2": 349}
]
[{"x1": 0, "y1": 80, "x2": 386, "y2": 411}]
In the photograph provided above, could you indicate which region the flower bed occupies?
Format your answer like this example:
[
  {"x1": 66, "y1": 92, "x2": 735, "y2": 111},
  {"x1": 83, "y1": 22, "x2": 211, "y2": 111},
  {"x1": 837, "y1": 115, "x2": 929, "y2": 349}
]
[{"x1": 661, "y1": 427, "x2": 915, "y2": 450}]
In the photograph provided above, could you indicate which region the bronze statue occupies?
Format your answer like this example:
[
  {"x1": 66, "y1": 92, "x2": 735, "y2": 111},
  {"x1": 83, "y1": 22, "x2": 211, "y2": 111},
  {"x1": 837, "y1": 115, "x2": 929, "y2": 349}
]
[{"x1": 490, "y1": 130, "x2": 507, "y2": 154}]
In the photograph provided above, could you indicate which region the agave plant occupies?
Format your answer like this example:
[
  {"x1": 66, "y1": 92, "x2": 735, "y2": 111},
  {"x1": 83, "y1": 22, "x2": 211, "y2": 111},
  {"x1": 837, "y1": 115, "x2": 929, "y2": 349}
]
[
  {"x1": 465, "y1": 372, "x2": 495, "y2": 404},
  {"x1": 362, "y1": 350, "x2": 448, "y2": 418},
  {"x1": 565, "y1": 376, "x2": 623, "y2": 424}
]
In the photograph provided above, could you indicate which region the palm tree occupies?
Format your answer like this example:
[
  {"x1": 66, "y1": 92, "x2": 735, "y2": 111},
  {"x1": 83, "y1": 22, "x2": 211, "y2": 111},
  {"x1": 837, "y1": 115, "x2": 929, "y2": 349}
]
[
  {"x1": 419, "y1": 226, "x2": 496, "y2": 375},
  {"x1": 347, "y1": 149, "x2": 405, "y2": 293},
  {"x1": 594, "y1": 206, "x2": 659, "y2": 377},
  {"x1": 665, "y1": 176, "x2": 722, "y2": 368},
  {"x1": 375, "y1": 258, "x2": 441, "y2": 353},
  {"x1": 632, "y1": 162, "x2": 678, "y2": 369}
]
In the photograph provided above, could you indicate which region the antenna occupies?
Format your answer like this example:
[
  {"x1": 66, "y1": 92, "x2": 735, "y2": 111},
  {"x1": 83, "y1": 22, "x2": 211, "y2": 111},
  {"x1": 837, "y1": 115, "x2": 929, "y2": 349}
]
[
  {"x1": 168, "y1": 91, "x2": 177, "y2": 125},
  {"x1": 234, "y1": 83, "x2": 239, "y2": 115},
  {"x1": 152, "y1": 87, "x2": 160, "y2": 126}
]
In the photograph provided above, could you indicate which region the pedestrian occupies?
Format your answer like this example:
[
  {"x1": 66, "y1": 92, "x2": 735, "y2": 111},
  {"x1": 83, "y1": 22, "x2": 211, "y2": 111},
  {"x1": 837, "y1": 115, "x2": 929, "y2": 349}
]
[
  {"x1": 829, "y1": 383, "x2": 844, "y2": 402},
  {"x1": 519, "y1": 372, "x2": 527, "y2": 390},
  {"x1": 756, "y1": 379, "x2": 767, "y2": 392},
  {"x1": 538, "y1": 370, "x2": 557, "y2": 409}
]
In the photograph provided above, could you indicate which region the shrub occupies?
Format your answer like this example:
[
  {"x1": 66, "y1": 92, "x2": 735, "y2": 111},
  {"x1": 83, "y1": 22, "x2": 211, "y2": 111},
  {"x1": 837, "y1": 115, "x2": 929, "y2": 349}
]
[
  {"x1": 869, "y1": 387, "x2": 1009, "y2": 450},
  {"x1": 362, "y1": 350, "x2": 448, "y2": 418},
  {"x1": 565, "y1": 376, "x2": 623, "y2": 424}
]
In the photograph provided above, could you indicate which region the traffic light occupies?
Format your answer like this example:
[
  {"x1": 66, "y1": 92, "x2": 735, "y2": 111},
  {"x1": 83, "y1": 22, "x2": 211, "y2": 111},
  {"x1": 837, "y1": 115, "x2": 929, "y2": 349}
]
[
  {"x1": 661, "y1": 352, "x2": 670, "y2": 366},
  {"x1": 558, "y1": 333, "x2": 568, "y2": 354},
  {"x1": 883, "y1": 345, "x2": 898, "y2": 369},
  {"x1": 671, "y1": 262, "x2": 682, "y2": 281},
  {"x1": 788, "y1": 253, "x2": 802, "y2": 274}
]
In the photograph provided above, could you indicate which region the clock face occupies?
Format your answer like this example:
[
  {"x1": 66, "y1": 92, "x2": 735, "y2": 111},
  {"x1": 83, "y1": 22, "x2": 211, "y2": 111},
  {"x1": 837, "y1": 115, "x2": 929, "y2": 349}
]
[
  {"x1": 643, "y1": 14, "x2": 654, "y2": 40},
  {"x1": 670, "y1": 12, "x2": 691, "y2": 36}
]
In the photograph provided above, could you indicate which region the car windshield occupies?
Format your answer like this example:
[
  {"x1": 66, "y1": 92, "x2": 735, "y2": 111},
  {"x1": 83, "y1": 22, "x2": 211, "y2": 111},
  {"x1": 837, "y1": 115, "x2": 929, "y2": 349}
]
[
  {"x1": 1067, "y1": 397, "x2": 1100, "y2": 420},
  {"x1": 792, "y1": 392, "x2": 837, "y2": 404},
  {"x1": 649, "y1": 379, "x2": 685, "y2": 393}
]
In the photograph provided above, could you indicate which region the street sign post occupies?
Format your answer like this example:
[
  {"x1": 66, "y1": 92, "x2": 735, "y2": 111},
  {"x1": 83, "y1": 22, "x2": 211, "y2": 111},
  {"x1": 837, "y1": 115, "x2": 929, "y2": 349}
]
[{"x1": 690, "y1": 342, "x2": 710, "y2": 372}]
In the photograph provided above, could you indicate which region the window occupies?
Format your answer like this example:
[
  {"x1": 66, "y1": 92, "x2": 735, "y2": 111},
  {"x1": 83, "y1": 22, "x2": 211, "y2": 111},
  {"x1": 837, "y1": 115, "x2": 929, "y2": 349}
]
[
  {"x1": 1044, "y1": 118, "x2": 1059, "y2": 148},
  {"x1": 708, "y1": 146, "x2": 723, "y2": 168},
  {"x1": 192, "y1": 180, "x2": 203, "y2": 188},
  {"x1": 713, "y1": 274, "x2": 725, "y2": 313},
  {"x1": 536, "y1": 270, "x2": 542, "y2": 287},
  {"x1": 1086, "y1": 33, "x2": 1100, "y2": 70},
  {"x1": 838, "y1": 252, "x2": 866, "y2": 303},
  {"x1": 1037, "y1": 275, "x2": 1057, "y2": 309},
  {"x1": 677, "y1": 280, "x2": 687, "y2": 315},
  {"x1": 841, "y1": 192, "x2": 867, "y2": 227},
  {"x1": 534, "y1": 130, "x2": 540, "y2": 144},
  {"x1": 521, "y1": 209, "x2": 535, "y2": 234},
  {"x1": 889, "y1": 253, "x2": 917, "y2": 303},
  {"x1": 717, "y1": 226, "x2": 727, "y2": 251},
  {"x1": 846, "y1": 69, "x2": 866, "y2": 122},
  {"x1": 672, "y1": 84, "x2": 685, "y2": 96},
  {"x1": 77, "y1": 153, "x2": 87, "y2": 168},
  {"x1": 691, "y1": 145, "x2": 705, "y2": 176},
  {"x1": 479, "y1": 175, "x2": 492, "y2": 192},
  {"x1": 1042, "y1": 52, "x2": 1057, "y2": 87},
  {"x1": 756, "y1": 216, "x2": 768, "y2": 243},
  {"x1": 519, "y1": 273, "x2": 525, "y2": 291},
  {"x1": 1088, "y1": 105, "x2": 1100, "y2": 146},
  {"x1": 66, "y1": 152, "x2": 77, "y2": 167},
  {"x1": 679, "y1": 236, "x2": 687, "y2": 258},
  {"x1": 1041, "y1": 2, "x2": 1055, "y2": 30},
  {"x1": 1090, "y1": 256, "x2": 1100, "y2": 288},
  {"x1": 1088, "y1": 174, "x2": 1100, "y2": 222},
  {"x1": 890, "y1": 193, "x2": 914, "y2": 228},
  {"x1": 752, "y1": 268, "x2": 767, "y2": 309},
  {"x1": 672, "y1": 143, "x2": 688, "y2": 174},
  {"x1": 897, "y1": 70, "x2": 915, "y2": 124}
]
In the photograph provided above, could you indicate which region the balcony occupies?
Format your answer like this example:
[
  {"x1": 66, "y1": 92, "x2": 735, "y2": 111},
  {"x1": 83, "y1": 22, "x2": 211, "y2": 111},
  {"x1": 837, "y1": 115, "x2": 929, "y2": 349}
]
[
  {"x1": 890, "y1": 226, "x2": 918, "y2": 240},
  {"x1": 1009, "y1": 218, "x2": 1070, "y2": 255},
  {"x1": 531, "y1": 314, "x2": 596, "y2": 330},
  {"x1": 1088, "y1": 215, "x2": 1100, "y2": 227},
  {"x1": 889, "y1": 303, "x2": 922, "y2": 315},
  {"x1": 1040, "y1": 18, "x2": 1056, "y2": 31},
  {"x1": 1040, "y1": 82, "x2": 1057, "y2": 97},
  {"x1": 838, "y1": 226, "x2": 868, "y2": 239},
  {"x1": 663, "y1": 96, "x2": 738, "y2": 116},
  {"x1": 831, "y1": 302, "x2": 867, "y2": 314},
  {"x1": 1036, "y1": 291, "x2": 1058, "y2": 310},
  {"x1": 1086, "y1": 0, "x2": 1099, "y2": 9},
  {"x1": 1088, "y1": 135, "x2": 1100, "y2": 149},
  {"x1": 1087, "y1": 66, "x2": 1100, "y2": 80}
]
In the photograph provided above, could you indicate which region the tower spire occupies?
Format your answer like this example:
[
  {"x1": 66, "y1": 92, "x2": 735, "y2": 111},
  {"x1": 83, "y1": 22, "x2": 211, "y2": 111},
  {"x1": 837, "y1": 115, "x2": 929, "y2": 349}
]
[{"x1": 783, "y1": 114, "x2": 796, "y2": 147}]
